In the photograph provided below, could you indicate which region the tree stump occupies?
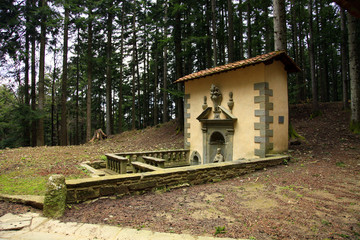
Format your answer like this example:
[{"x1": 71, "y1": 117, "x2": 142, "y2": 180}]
[{"x1": 89, "y1": 129, "x2": 107, "y2": 142}]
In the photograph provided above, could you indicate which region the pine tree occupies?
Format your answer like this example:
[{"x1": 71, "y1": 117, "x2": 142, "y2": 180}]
[
  {"x1": 347, "y1": 13, "x2": 360, "y2": 133},
  {"x1": 60, "y1": 0, "x2": 69, "y2": 146}
]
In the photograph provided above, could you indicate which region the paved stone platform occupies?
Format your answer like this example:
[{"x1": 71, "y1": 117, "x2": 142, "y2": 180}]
[{"x1": 0, "y1": 213, "x2": 246, "y2": 240}]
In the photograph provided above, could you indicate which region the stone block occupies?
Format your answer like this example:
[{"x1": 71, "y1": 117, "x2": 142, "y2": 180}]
[
  {"x1": 260, "y1": 89, "x2": 273, "y2": 96},
  {"x1": 66, "y1": 190, "x2": 77, "y2": 203},
  {"x1": 76, "y1": 188, "x2": 99, "y2": 202},
  {"x1": 43, "y1": 175, "x2": 67, "y2": 218},
  {"x1": 115, "y1": 185, "x2": 130, "y2": 195},
  {"x1": 255, "y1": 110, "x2": 269, "y2": 117},
  {"x1": 260, "y1": 129, "x2": 273, "y2": 137},
  {"x1": 99, "y1": 186, "x2": 117, "y2": 196},
  {"x1": 128, "y1": 181, "x2": 157, "y2": 191},
  {"x1": 260, "y1": 102, "x2": 273, "y2": 110},
  {"x1": 75, "y1": 223, "x2": 122, "y2": 239},
  {"x1": 255, "y1": 149, "x2": 266, "y2": 158},
  {"x1": 254, "y1": 136, "x2": 268, "y2": 143},
  {"x1": 254, "y1": 95, "x2": 269, "y2": 103},
  {"x1": 254, "y1": 82, "x2": 269, "y2": 90},
  {"x1": 260, "y1": 115, "x2": 273, "y2": 123}
]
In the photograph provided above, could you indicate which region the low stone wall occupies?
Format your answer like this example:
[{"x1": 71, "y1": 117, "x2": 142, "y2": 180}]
[{"x1": 66, "y1": 155, "x2": 289, "y2": 203}]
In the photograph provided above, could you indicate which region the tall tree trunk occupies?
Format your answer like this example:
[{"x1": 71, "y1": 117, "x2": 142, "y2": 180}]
[
  {"x1": 308, "y1": 0, "x2": 319, "y2": 112},
  {"x1": 135, "y1": 40, "x2": 141, "y2": 128},
  {"x1": 227, "y1": 0, "x2": 234, "y2": 63},
  {"x1": 51, "y1": 41, "x2": 57, "y2": 146},
  {"x1": 163, "y1": 0, "x2": 169, "y2": 123},
  {"x1": 318, "y1": 1, "x2": 329, "y2": 102},
  {"x1": 24, "y1": 0, "x2": 30, "y2": 146},
  {"x1": 60, "y1": 3, "x2": 69, "y2": 146},
  {"x1": 273, "y1": 0, "x2": 286, "y2": 51},
  {"x1": 106, "y1": 1, "x2": 113, "y2": 136},
  {"x1": 75, "y1": 28, "x2": 80, "y2": 144},
  {"x1": 131, "y1": 4, "x2": 137, "y2": 129},
  {"x1": 86, "y1": 8, "x2": 93, "y2": 141},
  {"x1": 264, "y1": 2, "x2": 272, "y2": 53},
  {"x1": 211, "y1": 0, "x2": 217, "y2": 66},
  {"x1": 37, "y1": 0, "x2": 47, "y2": 146},
  {"x1": 298, "y1": 10, "x2": 306, "y2": 101},
  {"x1": 238, "y1": 0, "x2": 244, "y2": 60},
  {"x1": 290, "y1": 0, "x2": 302, "y2": 102},
  {"x1": 347, "y1": 13, "x2": 360, "y2": 133},
  {"x1": 118, "y1": 16, "x2": 124, "y2": 133},
  {"x1": 174, "y1": 0, "x2": 183, "y2": 130},
  {"x1": 30, "y1": 0, "x2": 36, "y2": 147},
  {"x1": 154, "y1": 26, "x2": 159, "y2": 126},
  {"x1": 331, "y1": 51, "x2": 338, "y2": 102},
  {"x1": 246, "y1": 0, "x2": 252, "y2": 57},
  {"x1": 206, "y1": 0, "x2": 213, "y2": 68},
  {"x1": 340, "y1": 8, "x2": 349, "y2": 109},
  {"x1": 143, "y1": 1, "x2": 149, "y2": 128},
  {"x1": 219, "y1": 8, "x2": 225, "y2": 65}
]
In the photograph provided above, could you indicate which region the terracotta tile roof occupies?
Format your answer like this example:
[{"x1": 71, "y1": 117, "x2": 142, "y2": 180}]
[{"x1": 174, "y1": 51, "x2": 301, "y2": 83}]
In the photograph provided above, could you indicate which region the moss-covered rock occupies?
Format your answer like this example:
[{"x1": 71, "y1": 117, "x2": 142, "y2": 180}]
[{"x1": 43, "y1": 174, "x2": 67, "y2": 218}]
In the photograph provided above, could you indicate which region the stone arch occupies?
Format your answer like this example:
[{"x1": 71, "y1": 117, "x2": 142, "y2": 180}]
[
  {"x1": 210, "y1": 131, "x2": 225, "y2": 145},
  {"x1": 190, "y1": 151, "x2": 201, "y2": 165}
]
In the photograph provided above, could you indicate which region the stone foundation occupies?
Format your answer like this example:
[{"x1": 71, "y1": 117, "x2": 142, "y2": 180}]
[{"x1": 66, "y1": 155, "x2": 289, "y2": 203}]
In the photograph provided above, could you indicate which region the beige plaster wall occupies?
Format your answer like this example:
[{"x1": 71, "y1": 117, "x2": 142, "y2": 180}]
[
  {"x1": 185, "y1": 64, "x2": 266, "y2": 163},
  {"x1": 265, "y1": 61, "x2": 289, "y2": 153}
]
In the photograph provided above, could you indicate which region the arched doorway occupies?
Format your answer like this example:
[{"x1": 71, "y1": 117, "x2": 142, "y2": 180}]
[{"x1": 209, "y1": 131, "x2": 225, "y2": 163}]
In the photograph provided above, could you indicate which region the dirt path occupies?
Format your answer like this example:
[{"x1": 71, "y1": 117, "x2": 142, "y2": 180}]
[{"x1": 1, "y1": 103, "x2": 360, "y2": 239}]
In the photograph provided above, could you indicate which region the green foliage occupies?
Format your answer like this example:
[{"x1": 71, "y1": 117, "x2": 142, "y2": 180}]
[
  {"x1": 0, "y1": 0, "x2": 358, "y2": 147},
  {"x1": 214, "y1": 226, "x2": 226, "y2": 235},
  {"x1": 321, "y1": 219, "x2": 331, "y2": 226},
  {"x1": 0, "y1": 173, "x2": 47, "y2": 195},
  {"x1": 336, "y1": 233, "x2": 350, "y2": 239},
  {"x1": 160, "y1": 88, "x2": 184, "y2": 98},
  {"x1": 0, "y1": 86, "x2": 33, "y2": 148},
  {"x1": 336, "y1": 162, "x2": 346, "y2": 168}
]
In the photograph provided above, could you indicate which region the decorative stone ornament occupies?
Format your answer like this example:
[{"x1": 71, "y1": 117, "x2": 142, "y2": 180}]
[
  {"x1": 202, "y1": 96, "x2": 208, "y2": 110},
  {"x1": 227, "y1": 92, "x2": 234, "y2": 112},
  {"x1": 210, "y1": 84, "x2": 222, "y2": 119}
]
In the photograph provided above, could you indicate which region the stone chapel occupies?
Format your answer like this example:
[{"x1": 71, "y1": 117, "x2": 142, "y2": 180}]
[{"x1": 174, "y1": 51, "x2": 300, "y2": 165}]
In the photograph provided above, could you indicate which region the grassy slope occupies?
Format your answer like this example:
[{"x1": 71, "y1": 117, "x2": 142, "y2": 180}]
[{"x1": 0, "y1": 120, "x2": 183, "y2": 195}]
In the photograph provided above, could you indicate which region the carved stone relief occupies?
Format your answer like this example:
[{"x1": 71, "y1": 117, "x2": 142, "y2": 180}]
[{"x1": 210, "y1": 84, "x2": 222, "y2": 119}]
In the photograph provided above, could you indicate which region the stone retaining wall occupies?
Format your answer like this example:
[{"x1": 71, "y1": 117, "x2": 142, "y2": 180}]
[{"x1": 66, "y1": 156, "x2": 288, "y2": 203}]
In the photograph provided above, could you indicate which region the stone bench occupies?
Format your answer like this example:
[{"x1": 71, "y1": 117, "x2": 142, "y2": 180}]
[
  {"x1": 142, "y1": 156, "x2": 166, "y2": 168},
  {"x1": 131, "y1": 161, "x2": 162, "y2": 173}
]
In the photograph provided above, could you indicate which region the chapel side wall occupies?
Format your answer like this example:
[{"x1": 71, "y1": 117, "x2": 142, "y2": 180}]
[
  {"x1": 185, "y1": 64, "x2": 265, "y2": 162},
  {"x1": 265, "y1": 61, "x2": 289, "y2": 153}
]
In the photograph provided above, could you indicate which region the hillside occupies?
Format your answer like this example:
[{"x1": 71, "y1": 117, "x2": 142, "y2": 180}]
[{"x1": 0, "y1": 120, "x2": 183, "y2": 195}]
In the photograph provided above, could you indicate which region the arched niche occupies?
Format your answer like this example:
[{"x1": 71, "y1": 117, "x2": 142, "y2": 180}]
[
  {"x1": 210, "y1": 131, "x2": 225, "y2": 145},
  {"x1": 190, "y1": 151, "x2": 201, "y2": 165}
]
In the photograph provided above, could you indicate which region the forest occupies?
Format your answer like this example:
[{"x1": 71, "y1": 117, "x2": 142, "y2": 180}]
[{"x1": 0, "y1": 0, "x2": 359, "y2": 148}]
